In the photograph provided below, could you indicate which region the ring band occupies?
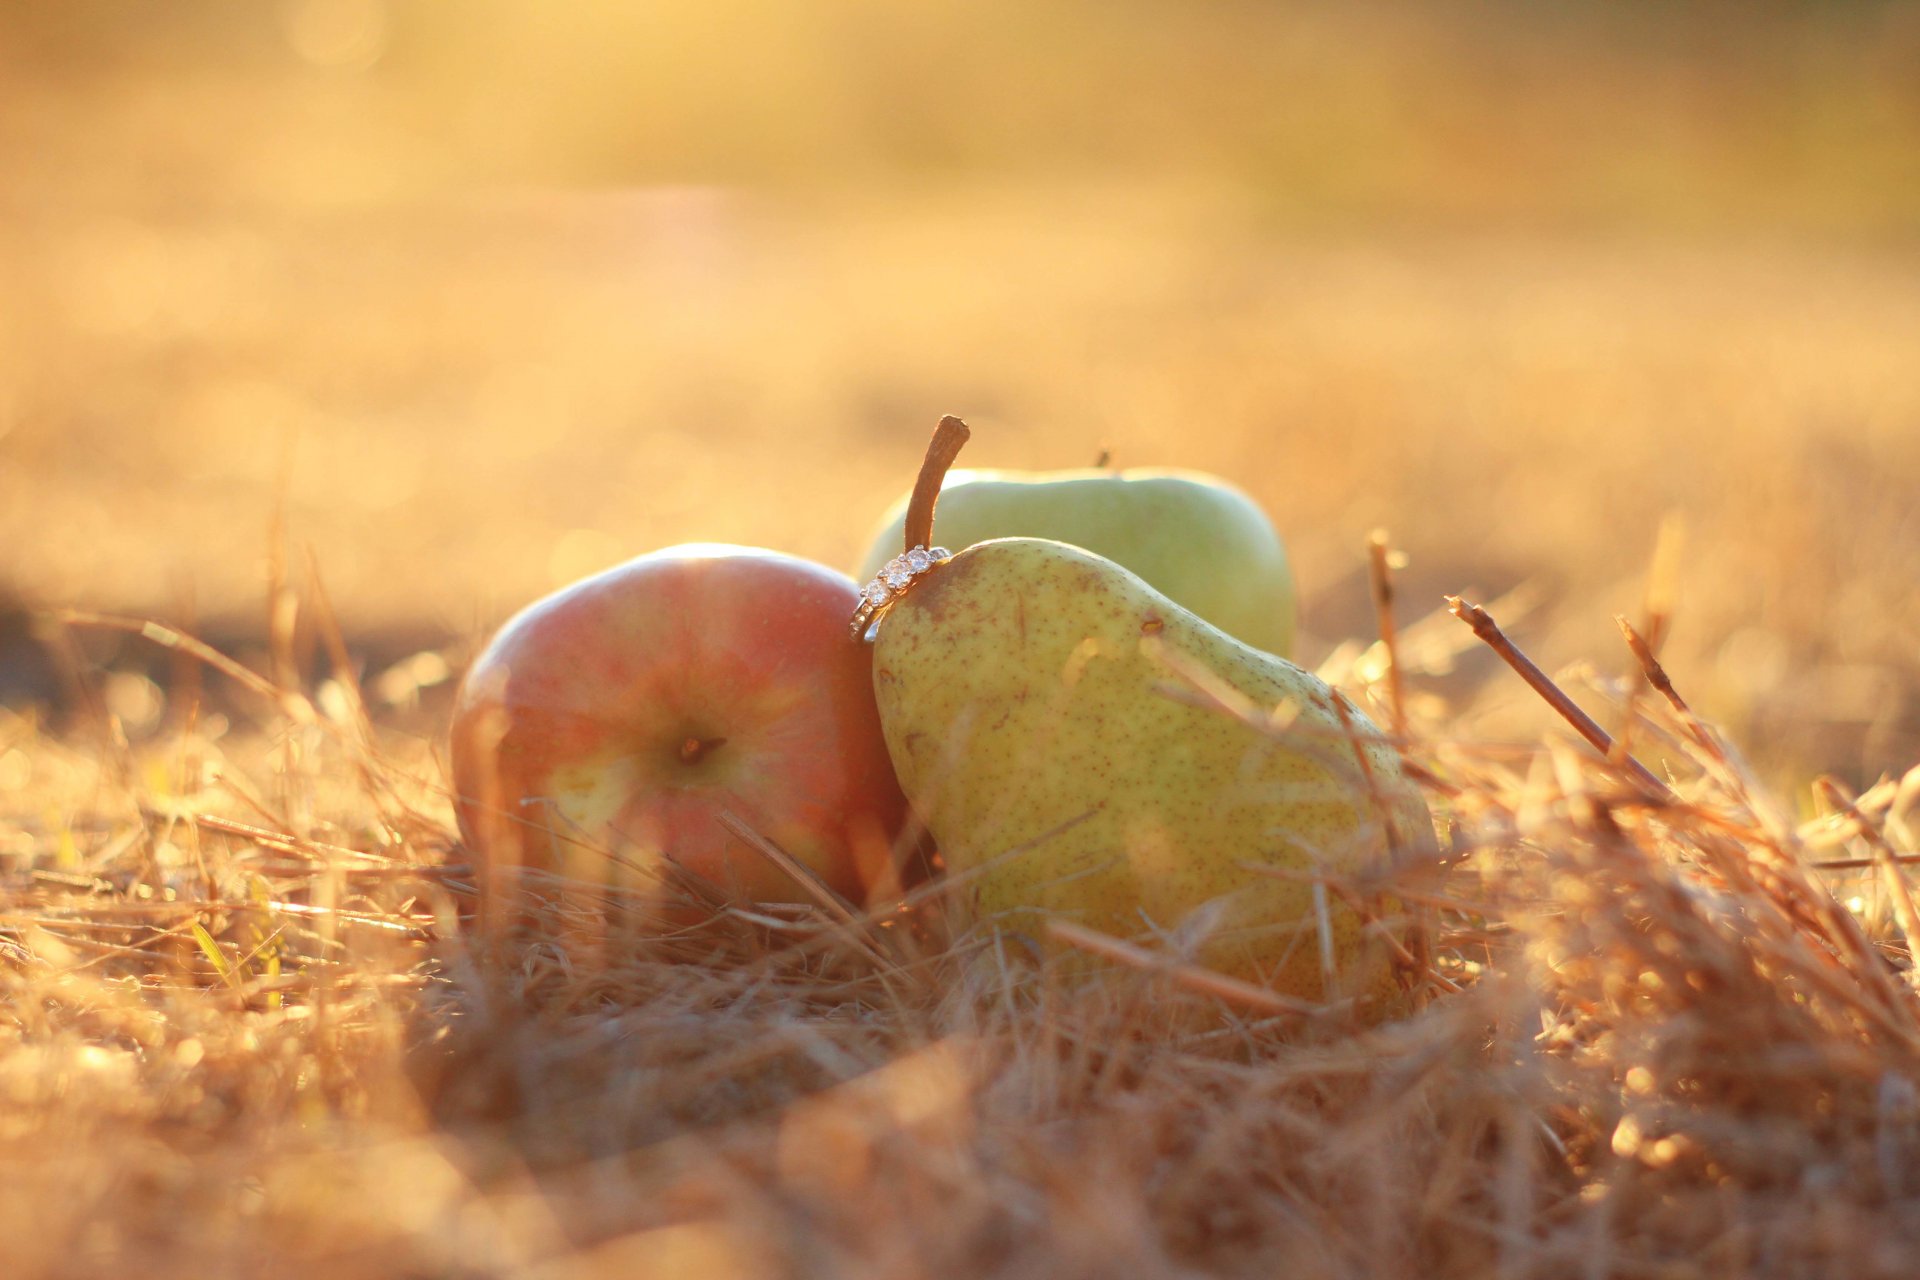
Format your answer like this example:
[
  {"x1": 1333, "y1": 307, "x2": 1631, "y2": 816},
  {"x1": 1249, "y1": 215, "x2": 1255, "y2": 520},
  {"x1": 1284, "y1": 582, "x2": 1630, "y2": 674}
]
[{"x1": 849, "y1": 545, "x2": 952, "y2": 640}]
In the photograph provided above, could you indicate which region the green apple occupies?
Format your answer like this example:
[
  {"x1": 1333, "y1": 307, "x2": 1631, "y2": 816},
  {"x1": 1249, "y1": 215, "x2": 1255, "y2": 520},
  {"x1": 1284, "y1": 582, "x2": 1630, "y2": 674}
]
[{"x1": 857, "y1": 468, "x2": 1295, "y2": 655}]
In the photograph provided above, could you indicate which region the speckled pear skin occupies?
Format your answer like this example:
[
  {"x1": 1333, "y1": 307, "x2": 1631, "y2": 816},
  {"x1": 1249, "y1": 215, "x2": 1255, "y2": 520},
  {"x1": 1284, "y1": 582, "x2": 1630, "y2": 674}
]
[{"x1": 872, "y1": 537, "x2": 1432, "y2": 1011}]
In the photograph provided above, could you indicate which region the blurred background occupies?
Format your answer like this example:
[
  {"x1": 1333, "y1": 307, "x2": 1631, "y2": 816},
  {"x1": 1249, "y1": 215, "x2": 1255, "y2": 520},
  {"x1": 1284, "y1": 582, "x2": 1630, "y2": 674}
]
[{"x1": 1, "y1": 0, "x2": 1917, "y2": 788}]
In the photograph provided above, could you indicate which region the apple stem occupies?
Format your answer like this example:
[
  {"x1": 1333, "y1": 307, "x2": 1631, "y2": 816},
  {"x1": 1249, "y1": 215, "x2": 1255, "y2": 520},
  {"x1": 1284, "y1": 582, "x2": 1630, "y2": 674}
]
[{"x1": 903, "y1": 415, "x2": 971, "y2": 554}]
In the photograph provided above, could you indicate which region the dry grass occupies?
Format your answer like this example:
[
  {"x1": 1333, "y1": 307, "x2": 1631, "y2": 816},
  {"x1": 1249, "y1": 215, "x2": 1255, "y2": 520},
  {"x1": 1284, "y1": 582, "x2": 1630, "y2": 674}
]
[{"x1": 5, "y1": 574, "x2": 1920, "y2": 1279}]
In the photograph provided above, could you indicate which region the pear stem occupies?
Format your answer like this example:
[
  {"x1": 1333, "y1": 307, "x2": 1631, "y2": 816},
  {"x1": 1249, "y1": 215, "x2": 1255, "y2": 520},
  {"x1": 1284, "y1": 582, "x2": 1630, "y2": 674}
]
[{"x1": 903, "y1": 415, "x2": 971, "y2": 554}]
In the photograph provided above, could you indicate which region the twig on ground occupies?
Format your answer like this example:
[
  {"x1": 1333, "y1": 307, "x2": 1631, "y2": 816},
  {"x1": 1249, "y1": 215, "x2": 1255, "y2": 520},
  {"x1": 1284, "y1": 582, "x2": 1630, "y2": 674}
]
[
  {"x1": 1817, "y1": 777, "x2": 1920, "y2": 979},
  {"x1": 717, "y1": 810, "x2": 905, "y2": 974},
  {"x1": 1044, "y1": 919, "x2": 1341, "y2": 1019},
  {"x1": 1367, "y1": 529, "x2": 1409, "y2": 742},
  {"x1": 1447, "y1": 595, "x2": 1673, "y2": 801},
  {"x1": 1615, "y1": 515, "x2": 1684, "y2": 762}
]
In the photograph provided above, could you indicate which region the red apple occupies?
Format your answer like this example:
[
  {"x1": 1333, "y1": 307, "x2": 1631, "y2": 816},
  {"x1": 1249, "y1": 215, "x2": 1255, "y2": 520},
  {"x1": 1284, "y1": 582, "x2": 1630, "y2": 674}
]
[{"x1": 449, "y1": 544, "x2": 908, "y2": 918}]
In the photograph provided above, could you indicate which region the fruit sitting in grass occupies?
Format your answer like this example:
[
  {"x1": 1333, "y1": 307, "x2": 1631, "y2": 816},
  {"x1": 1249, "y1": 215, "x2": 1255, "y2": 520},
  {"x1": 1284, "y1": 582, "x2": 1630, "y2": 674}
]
[
  {"x1": 861, "y1": 419, "x2": 1429, "y2": 1013},
  {"x1": 450, "y1": 544, "x2": 907, "y2": 919}
]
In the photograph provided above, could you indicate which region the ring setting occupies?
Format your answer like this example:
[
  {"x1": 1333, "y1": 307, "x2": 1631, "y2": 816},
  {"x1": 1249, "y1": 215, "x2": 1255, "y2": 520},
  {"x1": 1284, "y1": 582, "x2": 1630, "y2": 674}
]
[{"x1": 850, "y1": 544, "x2": 952, "y2": 640}]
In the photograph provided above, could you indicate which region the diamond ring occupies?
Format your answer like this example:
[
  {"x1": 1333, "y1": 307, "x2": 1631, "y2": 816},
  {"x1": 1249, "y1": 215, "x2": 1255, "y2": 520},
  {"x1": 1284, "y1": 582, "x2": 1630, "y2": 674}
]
[{"x1": 850, "y1": 545, "x2": 952, "y2": 640}]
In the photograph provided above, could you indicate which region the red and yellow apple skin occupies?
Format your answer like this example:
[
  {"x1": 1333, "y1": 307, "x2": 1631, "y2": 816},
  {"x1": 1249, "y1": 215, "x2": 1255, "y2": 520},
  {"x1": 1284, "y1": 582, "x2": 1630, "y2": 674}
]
[{"x1": 450, "y1": 544, "x2": 907, "y2": 915}]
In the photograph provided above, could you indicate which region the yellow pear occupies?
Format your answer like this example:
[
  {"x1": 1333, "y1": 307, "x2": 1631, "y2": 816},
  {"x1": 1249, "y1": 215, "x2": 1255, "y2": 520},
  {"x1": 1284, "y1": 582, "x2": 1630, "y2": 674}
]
[{"x1": 871, "y1": 537, "x2": 1432, "y2": 1012}]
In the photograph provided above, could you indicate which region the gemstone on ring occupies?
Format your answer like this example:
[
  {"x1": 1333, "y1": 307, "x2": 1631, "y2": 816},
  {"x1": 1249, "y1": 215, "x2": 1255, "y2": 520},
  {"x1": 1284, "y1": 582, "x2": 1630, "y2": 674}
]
[{"x1": 851, "y1": 543, "x2": 955, "y2": 641}]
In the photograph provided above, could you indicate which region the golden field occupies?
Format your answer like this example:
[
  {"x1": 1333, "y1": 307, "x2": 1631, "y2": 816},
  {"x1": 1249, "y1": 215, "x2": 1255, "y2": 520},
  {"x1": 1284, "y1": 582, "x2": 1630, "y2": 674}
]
[{"x1": 3, "y1": 4, "x2": 1920, "y2": 1276}]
